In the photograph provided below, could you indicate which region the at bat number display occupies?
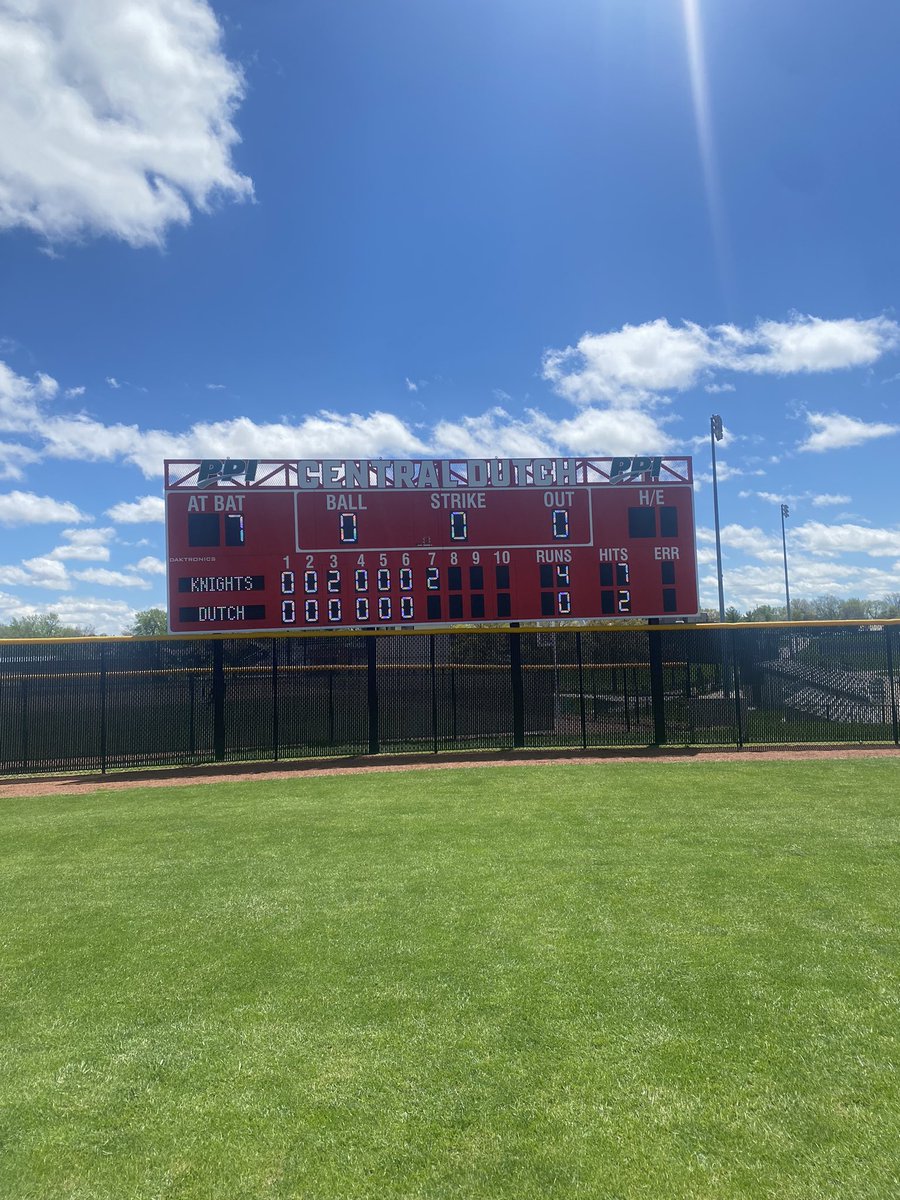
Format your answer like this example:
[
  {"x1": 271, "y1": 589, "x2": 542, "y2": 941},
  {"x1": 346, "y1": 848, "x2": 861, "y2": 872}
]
[{"x1": 164, "y1": 457, "x2": 699, "y2": 632}]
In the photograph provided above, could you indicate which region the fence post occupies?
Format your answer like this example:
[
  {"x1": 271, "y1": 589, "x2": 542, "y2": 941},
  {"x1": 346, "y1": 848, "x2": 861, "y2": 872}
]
[
  {"x1": 212, "y1": 639, "x2": 226, "y2": 762},
  {"x1": 885, "y1": 625, "x2": 899, "y2": 747},
  {"x1": 575, "y1": 632, "x2": 587, "y2": 750},
  {"x1": 20, "y1": 678, "x2": 29, "y2": 773},
  {"x1": 366, "y1": 634, "x2": 379, "y2": 754},
  {"x1": 430, "y1": 635, "x2": 439, "y2": 754},
  {"x1": 647, "y1": 620, "x2": 666, "y2": 746},
  {"x1": 99, "y1": 643, "x2": 108, "y2": 774},
  {"x1": 450, "y1": 648, "x2": 458, "y2": 744},
  {"x1": 730, "y1": 627, "x2": 744, "y2": 748},
  {"x1": 271, "y1": 638, "x2": 279, "y2": 761},
  {"x1": 509, "y1": 628, "x2": 526, "y2": 748},
  {"x1": 188, "y1": 672, "x2": 196, "y2": 758}
]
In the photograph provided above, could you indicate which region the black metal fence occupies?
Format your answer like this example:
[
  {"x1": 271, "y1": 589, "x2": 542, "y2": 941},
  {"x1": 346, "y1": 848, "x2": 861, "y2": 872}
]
[{"x1": 1, "y1": 621, "x2": 898, "y2": 776}]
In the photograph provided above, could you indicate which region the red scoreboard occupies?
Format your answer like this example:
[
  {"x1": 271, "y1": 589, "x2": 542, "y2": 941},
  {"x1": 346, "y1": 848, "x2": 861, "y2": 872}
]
[{"x1": 164, "y1": 456, "x2": 699, "y2": 633}]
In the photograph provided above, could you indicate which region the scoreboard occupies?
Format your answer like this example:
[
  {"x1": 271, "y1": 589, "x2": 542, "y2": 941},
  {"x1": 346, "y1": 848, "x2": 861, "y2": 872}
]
[{"x1": 164, "y1": 456, "x2": 699, "y2": 634}]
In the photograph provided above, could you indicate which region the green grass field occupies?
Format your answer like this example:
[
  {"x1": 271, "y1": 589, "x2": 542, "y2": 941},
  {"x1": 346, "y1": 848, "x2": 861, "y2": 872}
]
[{"x1": 2, "y1": 761, "x2": 899, "y2": 1199}]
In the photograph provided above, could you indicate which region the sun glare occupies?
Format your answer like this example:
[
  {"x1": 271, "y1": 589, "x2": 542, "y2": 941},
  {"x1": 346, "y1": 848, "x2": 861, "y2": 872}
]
[{"x1": 681, "y1": 0, "x2": 731, "y2": 298}]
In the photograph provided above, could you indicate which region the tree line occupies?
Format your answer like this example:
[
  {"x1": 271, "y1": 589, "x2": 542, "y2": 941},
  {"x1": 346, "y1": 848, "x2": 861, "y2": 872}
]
[
  {"x1": 718, "y1": 594, "x2": 900, "y2": 622},
  {"x1": 2, "y1": 596, "x2": 899, "y2": 640},
  {"x1": 0, "y1": 608, "x2": 168, "y2": 639}
]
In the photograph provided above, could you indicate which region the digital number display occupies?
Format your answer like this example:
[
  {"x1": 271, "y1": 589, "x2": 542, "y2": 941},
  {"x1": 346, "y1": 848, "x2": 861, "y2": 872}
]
[{"x1": 165, "y1": 457, "x2": 699, "y2": 631}]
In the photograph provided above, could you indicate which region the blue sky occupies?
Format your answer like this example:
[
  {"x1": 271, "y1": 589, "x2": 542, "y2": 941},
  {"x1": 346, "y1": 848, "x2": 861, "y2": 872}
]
[{"x1": 1, "y1": 0, "x2": 899, "y2": 631}]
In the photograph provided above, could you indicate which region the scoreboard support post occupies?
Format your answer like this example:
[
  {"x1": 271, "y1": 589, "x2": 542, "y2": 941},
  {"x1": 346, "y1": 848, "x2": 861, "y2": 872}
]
[
  {"x1": 271, "y1": 640, "x2": 280, "y2": 762},
  {"x1": 647, "y1": 619, "x2": 667, "y2": 746},
  {"x1": 575, "y1": 631, "x2": 587, "y2": 751},
  {"x1": 508, "y1": 629, "x2": 526, "y2": 749},
  {"x1": 212, "y1": 641, "x2": 226, "y2": 762},
  {"x1": 366, "y1": 637, "x2": 379, "y2": 755},
  {"x1": 429, "y1": 636, "x2": 439, "y2": 755}
]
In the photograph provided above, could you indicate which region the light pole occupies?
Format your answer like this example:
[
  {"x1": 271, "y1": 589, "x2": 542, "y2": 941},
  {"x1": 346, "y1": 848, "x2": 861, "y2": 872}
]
[
  {"x1": 710, "y1": 414, "x2": 725, "y2": 621},
  {"x1": 780, "y1": 502, "x2": 792, "y2": 620}
]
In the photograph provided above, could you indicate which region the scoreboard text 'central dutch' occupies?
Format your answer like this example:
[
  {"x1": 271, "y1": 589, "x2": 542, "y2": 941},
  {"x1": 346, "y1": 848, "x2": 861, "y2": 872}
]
[{"x1": 164, "y1": 456, "x2": 699, "y2": 633}]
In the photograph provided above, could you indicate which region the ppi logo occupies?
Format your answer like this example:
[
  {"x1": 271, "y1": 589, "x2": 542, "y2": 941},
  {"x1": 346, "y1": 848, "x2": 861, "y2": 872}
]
[{"x1": 196, "y1": 459, "x2": 259, "y2": 487}]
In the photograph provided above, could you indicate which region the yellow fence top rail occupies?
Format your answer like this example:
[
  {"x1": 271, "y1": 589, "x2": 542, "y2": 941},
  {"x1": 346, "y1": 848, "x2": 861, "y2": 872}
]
[{"x1": 0, "y1": 617, "x2": 899, "y2": 647}]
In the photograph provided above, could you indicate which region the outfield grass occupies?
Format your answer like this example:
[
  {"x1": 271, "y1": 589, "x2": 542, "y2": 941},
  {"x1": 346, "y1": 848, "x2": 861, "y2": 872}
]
[{"x1": 1, "y1": 762, "x2": 899, "y2": 1199}]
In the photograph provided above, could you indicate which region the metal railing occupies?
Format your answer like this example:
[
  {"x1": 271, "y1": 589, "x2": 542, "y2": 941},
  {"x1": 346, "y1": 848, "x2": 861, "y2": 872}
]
[{"x1": 1, "y1": 620, "x2": 898, "y2": 776}]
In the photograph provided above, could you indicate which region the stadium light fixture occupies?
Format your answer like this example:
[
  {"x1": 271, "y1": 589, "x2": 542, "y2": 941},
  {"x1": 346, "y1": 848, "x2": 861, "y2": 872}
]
[
  {"x1": 780, "y1": 502, "x2": 792, "y2": 620},
  {"x1": 710, "y1": 414, "x2": 725, "y2": 621}
]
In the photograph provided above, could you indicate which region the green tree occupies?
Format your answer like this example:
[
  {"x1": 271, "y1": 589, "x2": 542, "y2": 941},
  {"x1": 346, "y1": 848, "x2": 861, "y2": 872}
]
[
  {"x1": 0, "y1": 613, "x2": 95, "y2": 638},
  {"x1": 789, "y1": 598, "x2": 818, "y2": 622},
  {"x1": 743, "y1": 604, "x2": 784, "y2": 622},
  {"x1": 809, "y1": 595, "x2": 843, "y2": 620},
  {"x1": 124, "y1": 608, "x2": 168, "y2": 637},
  {"x1": 838, "y1": 597, "x2": 871, "y2": 620}
]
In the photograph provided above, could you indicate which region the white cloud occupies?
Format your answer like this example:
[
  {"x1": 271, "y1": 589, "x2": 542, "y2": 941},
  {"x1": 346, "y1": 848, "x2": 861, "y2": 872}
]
[
  {"x1": 206, "y1": 383, "x2": 226, "y2": 390},
  {"x1": 48, "y1": 527, "x2": 115, "y2": 561},
  {"x1": 724, "y1": 315, "x2": 900, "y2": 374},
  {"x1": 791, "y1": 521, "x2": 900, "y2": 559},
  {"x1": 0, "y1": 565, "x2": 29, "y2": 586},
  {"x1": 737, "y1": 490, "x2": 792, "y2": 504},
  {"x1": 0, "y1": 361, "x2": 57, "y2": 432},
  {"x1": 405, "y1": 377, "x2": 418, "y2": 392},
  {"x1": 705, "y1": 382, "x2": 735, "y2": 394},
  {"x1": 543, "y1": 319, "x2": 714, "y2": 405},
  {"x1": 433, "y1": 408, "x2": 556, "y2": 459},
  {"x1": 44, "y1": 411, "x2": 430, "y2": 476},
  {"x1": 0, "y1": 360, "x2": 679, "y2": 476},
  {"x1": 543, "y1": 315, "x2": 900, "y2": 405},
  {"x1": 0, "y1": 490, "x2": 87, "y2": 525},
  {"x1": 432, "y1": 405, "x2": 673, "y2": 459},
  {"x1": 0, "y1": 588, "x2": 131, "y2": 631},
  {"x1": 696, "y1": 523, "x2": 782, "y2": 562},
  {"x1": 135, "y1": 555, "x2": 166, "y2": 575},
  {"x1": 798, "y1": 410, "x2": 900, "y2": 452},
  {"x1": 0, "y1": 0, "x2": 252, "y2": 247},
  {"x1": 0, "y1": 440, "x2": 41, "y2": 480},
  {"x1": 50, "y1": 596, "x2": 139, "y2": 634},
  {"x1": 23, "y1": 555, "x2": 71, "y2": 589},
  {"x1": 696, "y1": 517, "x2": 900, "y2": 611},
  {"x1": 0, "y1": 555, "x2": 71, "y2": 590},
  {"x1": 706, "y1": 560, "x2": 900, "y2": 612},
  {"x1": 810, "y1": 493, "x2": 851, "y2": 507},
  {"x1": 64, "y1": 385, "x2": 86, "y2": 399},
  {"x1": 552, "y1": 407, "x2": 673, "y2": 456},
  {"x1": 694, "y1": 461, "x2": 765, "y2": 485},
  {"x1": 688, "y1": 424, "x2": 738, "y2": 452},
  {"x1": 106, "y1": 377, "x2": 121, "y2": 389},
  {"x1": 72, "y1": 567, "x2": 149, "y2": 589},
  {"x1": 737, "y1": 489, "x2": 853, "y2": 509},
  {"x1": 105, "y1": 495, "x2": 165, "y2": 523}
]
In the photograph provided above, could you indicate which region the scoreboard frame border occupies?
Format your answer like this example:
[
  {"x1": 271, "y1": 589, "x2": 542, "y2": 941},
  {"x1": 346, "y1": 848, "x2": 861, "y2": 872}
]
[{"x1": 164, "y1": 456, "x2": 701, "y2": 634}]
